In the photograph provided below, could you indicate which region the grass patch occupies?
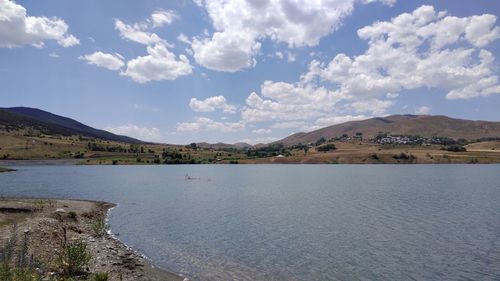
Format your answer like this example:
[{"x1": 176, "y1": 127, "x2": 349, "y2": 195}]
[{"x1": 91, "y1": 217, "x2": 109, "y2": 238}]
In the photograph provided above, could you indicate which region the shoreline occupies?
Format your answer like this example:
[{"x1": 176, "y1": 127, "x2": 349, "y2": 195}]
[
  {"x1": 1, "y1": 158, "x2": 500, "y2": 166},
  {"x1": 0, "y1": 197, "x2": 185, "y2": 281}
]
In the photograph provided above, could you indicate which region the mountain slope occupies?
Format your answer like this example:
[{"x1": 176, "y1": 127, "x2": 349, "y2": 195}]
[
  {"x1": 0, "y1": 107, "x2": 143, "y2": 143},
  {"x1": 276, "y1": 115, "x2": 500, "y2": 146}
]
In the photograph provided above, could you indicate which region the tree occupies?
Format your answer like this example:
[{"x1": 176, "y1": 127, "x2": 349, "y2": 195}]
[{"x1": 315, "y1": 137, "x2": 326, "y2": 146}]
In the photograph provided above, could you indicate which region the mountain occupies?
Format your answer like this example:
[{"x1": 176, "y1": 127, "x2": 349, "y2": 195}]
[
  {"x1": 275, "y1": 115, "x2": 500, "y2": 146},
  {"x1": 0, "y1": 107, "x2": 143, "y2": 144},
  {"x1": 196, "y1": 142, "x2": 252, "y2": 150}
]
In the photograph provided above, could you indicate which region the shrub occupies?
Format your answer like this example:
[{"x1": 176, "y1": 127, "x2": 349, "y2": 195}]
[
  {"x1": 68, "y1": 212, "x2": 77, "y2": 220},
  {"x1": 91, "y1": 218, "x2": 109, "y2": 238},
  {"x1": 317, "y1": 144, "x2": 336, "y2": 152},
  {"x1": 58, "y1": 239, "x2": 91, "y2": 276},
  {"x1": 392, "y1": 152, "x2": 416, "y2": 161},
  {"x1": 444, "y1": 145, "x2": 467, "y2": 152},
  {"x1": 111, "y1": 160, "x2": 118, "y2": 165},
  {"x1": 93, "y1": 272, "x2": 109, "y2": 281}
]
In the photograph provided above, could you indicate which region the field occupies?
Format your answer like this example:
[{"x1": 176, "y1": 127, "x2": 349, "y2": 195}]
[
  {"x1": 0, "y1": 130, "x2": 246, "y2": 164},
  {"x1": 1, "y1": 129, "x2": 500, "y2": 164},
  {"x1": 241, "y1": 141, "x2": 500, "y2": 164}
]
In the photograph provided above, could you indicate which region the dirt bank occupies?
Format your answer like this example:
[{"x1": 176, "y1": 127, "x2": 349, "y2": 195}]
[{"x1": 0, "y1": 198, "x2": 185, "y2": 281}]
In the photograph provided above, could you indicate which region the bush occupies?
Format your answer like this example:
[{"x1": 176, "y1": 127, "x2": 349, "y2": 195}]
[
  {"x1": 93, "y1": 272, "x2": 109, "y2": 281},
  {"x1": 392, "y1": 152, "x2": 416, "y2": 161},
  {"x1": 111, "y1": 160, "x2": 118, "y2": 165},
  {"x1": 58, "y1": 239, "x2": 91, "y2": 276},
  {"x1": 68, "y1": 211, "x2": 77, "y2": 220},
  {"x1": 91, "y1": 217, "x2": 109, "y2": 237},
  {"x1": 317, "y1": 144, "x2": 336, "y2": 152},
  {"x1": 444, "y1": 145, "x2": 466, "y2": 152}
]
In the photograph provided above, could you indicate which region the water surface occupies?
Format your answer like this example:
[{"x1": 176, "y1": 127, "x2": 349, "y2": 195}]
[{"x1": 1, "y1": 165, "x2": 500, "y2": 280}]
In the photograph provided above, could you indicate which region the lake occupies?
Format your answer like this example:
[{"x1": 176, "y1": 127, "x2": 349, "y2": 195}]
[{"x1": 1, "y1": 165, "x2": 500, "y2": 280}]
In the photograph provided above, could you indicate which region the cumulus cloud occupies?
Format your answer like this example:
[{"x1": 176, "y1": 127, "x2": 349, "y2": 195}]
[
  {"x1": 98, "y1": 11, "x2": 194, "y2": 83},
  {"x1": 415, "y1": 106, "x2": 431, "y2": 115},
  {"x1": 192, "y1": 30, "x2": 260, "y2": 72},
  {"x1": 304, "y1": 5, "x2": 500, "y2": 100},
  {"x1": 115, "y1": 19, "x2": 165, "y2": 45},
  {"x1": 79, "y1": 51, "x2": 124, "y2": 71},
  {"x1": 234, "y1": 5, "x2": 500, "y2": 132},
  {"x1": 252, "y1": 128, "x2": 272, "y2": 134},
  {"x1": 0, "y1": 0, "x2": 79, "y2": 48},
  {"x1": 105, "y1": 124, "x2": 162, "y2": 142},
  {"x1": 315, "y1": 115, "x2": 370, "y2": 127},
  {"x1": 241, "y1": 81, "x2": 343, "y2": 123},
  {"x1": 151, "y1": 10, "x2": 178, "y2": 28},
  {"x1": 237, "y1": 136, "x2": 280, "y2": 145},
  {"x1": 190, "y1": 0, "x2": 393, "y2": 72},
  {"x1": 122, "y1": 42, "x2": 193, "y2": 83},
  {"x1": 176, "y1": 117, "x2": 244, "y2": 132},
  {"x1": 189, "y1": 96, "x2": 236, "y2": 113}
]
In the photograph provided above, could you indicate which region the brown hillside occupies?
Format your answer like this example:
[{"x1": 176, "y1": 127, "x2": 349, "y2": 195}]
[{"x1": 276, "y1": 115, "x2": 500, "y2": 146}]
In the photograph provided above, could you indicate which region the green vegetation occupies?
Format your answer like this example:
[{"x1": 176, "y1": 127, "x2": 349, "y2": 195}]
[
  {"x1": 246, "y1": 144, "x2": 290, "y2": 158},
  {"x1": 0, "y1": 224, "x2": 43, "y2": 281},
  {"x1": 58, "y1": 239, "x2": 92, "y2": 277},
  {"x1": 93, "y1": 272, "x2": 109, "y2": 281},
  {"x1": 317, "y1": 143, "x2": 336, "y2": 152},
  {"x1": 443, "y1": 145, "x2": 467, "y2": 152},
  {"x1": 91, "y1": 218, "x2": 109, "y2": 238},
  {"x1": 68, "y1": 211, "x2": 77, "y2": 220}
]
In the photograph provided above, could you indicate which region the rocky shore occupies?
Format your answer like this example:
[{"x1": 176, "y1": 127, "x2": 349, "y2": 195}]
[{"x1": 0, "y1": 198, "x2": 184, "y2": 281}]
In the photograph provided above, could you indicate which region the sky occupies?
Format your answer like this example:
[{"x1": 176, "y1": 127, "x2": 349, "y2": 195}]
[{"x1": 1, "y1": 0, "x2": 500, "y2": 144}]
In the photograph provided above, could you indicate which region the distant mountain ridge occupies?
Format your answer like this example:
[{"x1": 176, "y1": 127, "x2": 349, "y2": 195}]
[
  {"x1": 196, "y1": 142, "x2": 252, "y2": 150},
  {"x1": 0, "y1": 107, "x2": 143, "y2": 144},
  {"x1": 275, "y1": 115, "x2": 500, "y2": 146}
]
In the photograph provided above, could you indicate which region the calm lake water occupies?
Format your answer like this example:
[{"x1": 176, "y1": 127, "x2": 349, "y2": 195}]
[{"x1": 1, "y1": 165, "x2": 500, "y2": 280}]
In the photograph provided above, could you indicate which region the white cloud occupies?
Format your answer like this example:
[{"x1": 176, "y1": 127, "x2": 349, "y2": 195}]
[
  {"x1": 191, "y1": 30, "x2": 261, "y2": 72},
  {"x1": 286, "y1": 51, "x2": 296, "y2": 63},
  {"x1": 122, "y1": 42, "x2": 193, "y2": 83},
  {"x1": 151, "y1": 10, "x2": 178, "y2": 28},
  {"x1": 315, "y1": 115, "x2": 370, "y2": 127},
  {"x1": 415, "y1": 106, "x2": 431, "y2": 115},
  {"x1": 306, "y1": 5, "x2": 500, "y2": 100},
  {"x1": 252, "y1": 128, "x2": 272, "y2": 134},
  {"x1": 350, "y1": 99, "x2": 394, "y2": 115},
  {"x1": 191, "y1": 0, "x2": 392, "y2": 72},
  {"x1": 115, "y1": 19, "x2": 165, "y2": 45},
  {"x1": 48, "y1": 52, "x2": 59, "y2": 58},
  {"x1": 176, "y1": 117, "x2": 244, "y2": 132},
  {"x1": 241, "y1": 81, "x2": 343, "y2": 123},
  {"x1": 0, "y1": 0, "x2": 79, "y2": 48},
  {"x1": 79, "y1": 51, "x2": 124, "y2": 71},
  {"x1": 235, "y1": 5, "x2": 500, "y2": 132},
  {"x1": 271, "y1": 121, "x2": 306, "y2": 129},
  {"x1": 189, "y1": 95, "x2": 236, "y2": 113},
  {"x1": 237, "y1": 136, "x2": 279, "y2": 145},
  {"x1": 111, "y1": 13, "x2": 193, "y2": 83},
  {"x1": 105, "y1": 124, "x2": 162, "y2": 142},
  {"x1": 177, "y1": 33, "x2": 191, "y2": 44}
]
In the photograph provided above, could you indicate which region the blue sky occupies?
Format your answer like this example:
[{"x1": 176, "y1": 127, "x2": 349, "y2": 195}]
[{"x1": 1, "y1": 0, "x2": 499, "y2": 144}]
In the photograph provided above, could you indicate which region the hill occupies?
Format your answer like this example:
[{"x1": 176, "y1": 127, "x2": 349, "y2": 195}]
[
  {"x1": 0, "y1": 107, "x2": 143, "y2": 143},
  {"x1": 276, "y1": 115, "x2": 500, "y2": 146},
  {"x1": 196, "y1": 142, "x2": 252, "y2": 150}
]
